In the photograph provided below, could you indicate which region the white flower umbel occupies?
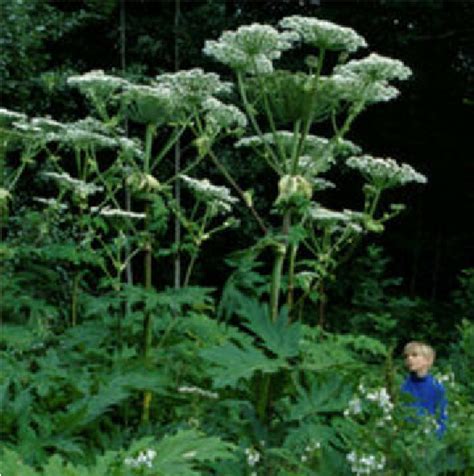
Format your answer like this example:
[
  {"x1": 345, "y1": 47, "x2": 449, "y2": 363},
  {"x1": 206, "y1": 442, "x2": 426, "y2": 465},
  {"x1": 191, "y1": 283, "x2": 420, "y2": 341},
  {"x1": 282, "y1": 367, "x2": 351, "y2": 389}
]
[
  {"x1": 180, "y1": 174, "x2": 238, "y2": 215},
  {"x1": 31, "y1": 117, "x2": 67, "y2": 133},
  {"x1": 178, "y1": 385, "x2": 218, "y2": 399},
  {"x1": 321, "y1": 73, "x2": 400, "y2": 104},
  {"x1": 155, "y1": 68, "x2": 233, "y2": 107},
  {"x1": 0, "y1": 107, "x2": 27, "y2": 126},
  {"x1": 33, "y1": 197, "x2": 68, "y2": 211},
  {"x1": 202, "y1": 97, "x2": 248, "y2": 134},
  {"x1": 203, "y1": 23, "x2": 297, "y2": 74},
  {"x1": 124, "y1": 449, "x2": 157, "y2": 469},
  {"x1": 335, "y1": 53, "x2": 412, "y2": 82},
  {"x1": 308, "y1": 206, "x2": 364, "y2": 233},
  {"x1": 347, "y1": 451, "x2": 386, "y2": 475},
  {"x1": 43, "y1": 171, "x2": 103, "y2": 199},
  {"x1": 346, "y1": 155, "x2": 427, "y2": 188},
  {"x1": 68, "y1": 69, "x2": 129, "y2": 97},
  {"x1": 279, "y1": 15, "x2": 367, "y2": 52},
  {"x1": 91, "y1": 206, "x2": 146, "y2": 219},
  {"x1": 12, "y1": 121, "x2": 42, "y2": 134},
  {"x1": 236, "y1": 131, "x2": 360, "y2": 157},
  {"x1": 121, "y1": 83, "x2": 177, "y2": 124}
]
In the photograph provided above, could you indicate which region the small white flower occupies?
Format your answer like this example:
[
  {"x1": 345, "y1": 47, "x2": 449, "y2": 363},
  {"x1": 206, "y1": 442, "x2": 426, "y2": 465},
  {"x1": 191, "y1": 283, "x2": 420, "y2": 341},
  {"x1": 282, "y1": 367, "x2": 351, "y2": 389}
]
[
  {"x1": 178, "y1": 385, "x2": 218, "y2": 399},
  {"x1": 182, "y1": 450, "x2": 197, "y2": 459},
  {"x1": 245, "y1": 447, "x2": 261, "y2": 467}
]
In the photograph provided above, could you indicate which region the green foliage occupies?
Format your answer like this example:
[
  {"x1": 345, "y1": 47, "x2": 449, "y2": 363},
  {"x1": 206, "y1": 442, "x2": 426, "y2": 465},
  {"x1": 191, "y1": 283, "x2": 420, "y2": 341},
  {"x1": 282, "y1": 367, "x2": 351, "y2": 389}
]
[{"x1": 1, "y1": 11, "x2": 473, "y2": 476}]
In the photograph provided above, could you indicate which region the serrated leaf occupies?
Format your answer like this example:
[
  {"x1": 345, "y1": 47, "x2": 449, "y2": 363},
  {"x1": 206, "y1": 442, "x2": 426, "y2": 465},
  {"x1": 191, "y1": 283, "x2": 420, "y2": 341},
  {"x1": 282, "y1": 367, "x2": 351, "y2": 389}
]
[
  {"x1": 237, "y1": 297, "x2": 300, "y2": 359},
  {"x1": 126, "y1": 429, "x2": 235, "y2": 476},
  {"x1": 288, "y1": 375, "x2": 350, "y2": 421},
  {"x1": 201, "y1": 338, "x2": 284, "y2": 388}
]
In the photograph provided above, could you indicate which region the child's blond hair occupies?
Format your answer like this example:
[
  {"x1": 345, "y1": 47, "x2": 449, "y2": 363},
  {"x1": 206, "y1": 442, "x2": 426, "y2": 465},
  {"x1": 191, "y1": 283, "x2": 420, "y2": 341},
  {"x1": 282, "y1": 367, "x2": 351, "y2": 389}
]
[{"x1": 403, "y1": 341, "x2": 436, "y2": 366}]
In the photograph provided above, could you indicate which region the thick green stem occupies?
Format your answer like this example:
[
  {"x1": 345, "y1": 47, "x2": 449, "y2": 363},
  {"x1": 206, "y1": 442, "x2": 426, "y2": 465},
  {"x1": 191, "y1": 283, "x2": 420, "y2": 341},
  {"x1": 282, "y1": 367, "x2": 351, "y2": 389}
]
[
  {"x1": 141, "y1": 124, "x2": 156, "y2": 424},
  {"x1": 286, "y1": 243, "x2": 299, "y2": 315},
  {"x1": 270, "y1": 242, "x2": 287, "y2": 323}
]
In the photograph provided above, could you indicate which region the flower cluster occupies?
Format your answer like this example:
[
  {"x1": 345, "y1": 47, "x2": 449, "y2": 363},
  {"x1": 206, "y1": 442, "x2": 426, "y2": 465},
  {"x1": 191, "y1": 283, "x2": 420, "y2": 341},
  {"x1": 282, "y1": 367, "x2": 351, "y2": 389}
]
[
  {"x1": 346, "y1": 155, "x2": 427, "y2": 188},
  {"x1": 202, "y1": 97, "x2": 248, "y2": 135},
  {"x1": 178, "y1": 385, "x2": 218, "y2": 399},
  {"x1": 31, "y1": 117, "x2": 67, "y2": 133},
  {"x1": 43, "y1": 172, "x2": 103, "y2": 199},
  {"x1": 346, "y1": 451, "x2": 386, "y2": 475},
  {"x1": 203, "y1": 23, "x2": 297, "y2": 74},
  {"x1": 121, "y1": 83, "x2": 176, "y2": 125},
  {"x1": 67, "y1": 69, "x2": 129, "y2": 98},
  {"x1": 244, "y1": 447, "x2": 261, "y2": 467},
  {"x1": 0, "y1": 107, "x2": 26, "y2": 126},
  {"x1": 155, "y1": 68, "x2": 232, "y2": 107},
  {"x1": 320, "y1": 73, "x2": 400, "y2": 105},
  {"x1": 334, "y1": 53, "x2": 412, "y2": 82},
  {"x1": 33, "y1": 197, "x2": 68, "y2": 211},
  {"x1": 308, "y1": 205, "x2": 364, "y2": 234},
  {"x1": 435, "y1": 371, "x2": 455, "y2": 387},
  {"x1": 344, "y1": 384, "x2": 394, "y2": 424},
  {"x1": 91, "y1": 206, "x2": 146, "y2": 219},
  {"x1": 124, "y1": 449, "x2": 156, "y2": 469},
  {"x1": 279, "y1": 15, "x2": 367, "y2": 52},
  {"x1": 300, "y1": 440, "x2": 321, "y2": 462},
  {"x1": 180, "y1": 175, "x2": 237, "y2": 215}
]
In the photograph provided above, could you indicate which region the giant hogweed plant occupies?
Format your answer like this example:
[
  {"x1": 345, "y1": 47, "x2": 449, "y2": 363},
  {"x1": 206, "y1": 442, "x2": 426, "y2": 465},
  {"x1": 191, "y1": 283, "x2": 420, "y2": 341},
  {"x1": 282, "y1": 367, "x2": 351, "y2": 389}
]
[{"x1": 3, "y1": 15, "x2": 464, "y2": 476}]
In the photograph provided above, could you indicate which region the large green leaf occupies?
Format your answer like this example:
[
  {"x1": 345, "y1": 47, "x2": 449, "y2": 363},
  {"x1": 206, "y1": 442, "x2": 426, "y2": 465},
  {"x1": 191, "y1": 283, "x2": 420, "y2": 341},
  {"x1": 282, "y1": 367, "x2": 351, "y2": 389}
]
[
  {"x1": 125, "y1": 429, "x2": 235, "y2": 476},
  {"x1": 201, "y1": 337, "x2": 284, "y2": 388},
  {"x1": 237, "y1": 297, "x2": 300, "y2": 359}
]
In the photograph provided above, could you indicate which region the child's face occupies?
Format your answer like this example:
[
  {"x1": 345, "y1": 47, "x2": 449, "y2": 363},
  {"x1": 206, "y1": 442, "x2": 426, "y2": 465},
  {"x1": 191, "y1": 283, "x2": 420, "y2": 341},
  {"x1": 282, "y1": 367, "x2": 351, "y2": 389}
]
[{"x1": 404, "y1": 349, "x2": 432, "y2": 376}]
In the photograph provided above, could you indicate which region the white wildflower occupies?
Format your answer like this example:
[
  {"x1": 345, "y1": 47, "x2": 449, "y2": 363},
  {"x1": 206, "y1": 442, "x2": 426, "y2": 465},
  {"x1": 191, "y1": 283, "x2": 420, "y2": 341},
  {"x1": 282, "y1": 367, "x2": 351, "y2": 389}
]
[
  {"x1": 43, "y1": 171, "x2": 103, "y2": 198},
  {"x1": 63, "y1": 127, "x2": 117, "y2": 149},
  {"x1": 124, "y1": 448, "x2": 156, "y2": 469},
  {"x1": 334, "y1": 53, "x2": 412, "y2": 82},
  {"x1": 279, "y1": 15, "x2": 367, "y2": 52},
  {"x1": 366, "y1": 387, "x2": 394, "y2": 414},
  {"x1": 244, "y1": 447, "x2": 261, "y2": 467},
  {"x1": 180, "y1": 174, "x2": 237, "y2": 215},
  {"x1": 13, "y1": 121, "x2": 42, "y2": 134},
  {"x1": 202, "y1": 97, "x2": 247, "y2": 134},
  {"x1": 91, "y1": 206, "x2": 146, "y2": 219},
  {"x1": 203, "y1": 23, "x2": 297, "y2": 74},
  {"x1": 321, "y1": 72, "x2": 400, "y2": 104},
  {"x1": 178, "y1": 385, "x2": 218, "y2": 399},
  {"x1": 155, "y1": 68, "x2": 233, "y2": 106},
  {"x1": 121, "y1": 83, "x2": 178, "y2": 124},
  {"x1": 347, "y1": 451, "x2": 386, "y2": 475},
  {"x1": 344, "y1": 397, "x2": 363, "y2": 416},
  {"x1": 31, "y1": 117, "x2": 66, "y2": 132},
  {"x1": 68, "y1": 69, "x2": 129, "y2": 97},
  {"x1": 0, "y1": 107, "x2": 26, "y2": 125},
  {"x1": 346, "y1": 155, "x2": 427, "y2": 188},
  {"x1": 33, "y1": 197, "x2": 68, "y2": 210}
]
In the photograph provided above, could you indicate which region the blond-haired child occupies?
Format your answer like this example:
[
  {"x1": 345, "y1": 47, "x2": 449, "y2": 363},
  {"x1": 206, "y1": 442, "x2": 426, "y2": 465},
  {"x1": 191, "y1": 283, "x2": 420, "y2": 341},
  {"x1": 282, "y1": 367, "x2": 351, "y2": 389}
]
[{"x1": 401, "y1": 341, "x2": 447, "y2": 436}]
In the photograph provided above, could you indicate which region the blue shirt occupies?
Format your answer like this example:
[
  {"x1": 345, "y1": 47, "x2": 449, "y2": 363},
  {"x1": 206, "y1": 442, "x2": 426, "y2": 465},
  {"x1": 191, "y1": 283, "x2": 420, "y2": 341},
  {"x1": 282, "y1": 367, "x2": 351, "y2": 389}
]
[{"x1": 401, "y1": 373, "x2": 447, "y2": 436}]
